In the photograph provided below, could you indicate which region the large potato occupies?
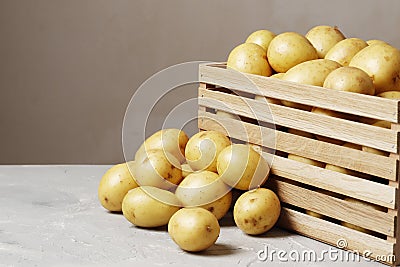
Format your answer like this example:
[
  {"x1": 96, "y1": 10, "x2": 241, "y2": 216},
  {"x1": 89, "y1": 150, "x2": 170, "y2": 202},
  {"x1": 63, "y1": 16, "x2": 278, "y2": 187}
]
[
  {"x1": 217, "y1": 144, "x2": 270, "y2": 190},
  {"x1": 185, "y1": 131, "x2": 231, "y2": 172},
  {"x1": 227, "y1": 43, "x2": 272, "y2": 76},
  {"x1": 281, "y1": 59, "x2": 341, "y2": 110},
  {"x1": 134, "y1": 149, "x2": 182, "y2": 190},
  {"x1": 245, "y1": 29, "x2": 276, "y2": 52},
  {"x1": 175, "y1": 171, "x2": 232, "y2": 220},
  {"x1": 349, "y1": 43, "x2": 400, "y2": 94},
  {"x1": 305, "y1": 25, "x2": 345, "y2": 58},
  {"x1": 135, "y1": 128, "x2": 189, "y2": 163},
  {"x1": 323, "y1": 66, "x2": 375, "y2": 95},
  {"x1": 122, "y1": 186, "x2": 181, "y2": 228},
  {"x1": 98, "y1": 162, "x2": 139, "y2": 212},
  {"x1": 288, "y1": 154, "x2": 325, "y2": 168},
  {"x1": 168, "y1": 207, "x2": 220, "y2": 252},
  {"x1": 325, "y1": 38, "x2": 368, "y2": 66},
  {"x1": 267, "y1": 32, "x2": 318, "y2": 73},
  {"x1": 362, "y1": 120, "x2": 391, "y2": 156},
  {"x1": 233, "y1": 188, "x2": 281, "y2": 235}
]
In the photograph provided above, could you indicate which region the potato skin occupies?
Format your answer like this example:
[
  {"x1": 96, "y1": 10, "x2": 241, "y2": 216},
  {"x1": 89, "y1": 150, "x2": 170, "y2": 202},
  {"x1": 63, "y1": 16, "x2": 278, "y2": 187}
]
[
  {"x1": 245, "y1": 29, "x2": 276, "y2": 52},
  {"x1": 175, "y1": 171, "x2": 232, "y2": 220},
  {"x1": 305, "y1": 25, "x2": 345, "y2": 58},
  {"x1": 227, "y1": 43, "x2": 272, "y2": 76},
  {"x1": 185, "y1": 131, "x2": 231, "y2": 172},
  {"x1": 122, "y1": 186, "x2": 181, "y2": 228},
  {"x1": 288, "y1": 154, "x2": 325, "y2": 168},
  {"x1": 233, "y1": 188, "x2": 281, "y2": 235},
  {"x1": 98, "y1": 162, "x2": 139, "y2": 212},
  {"x1": 168, "y1": 208, "x2": 220, "y2": 252},
  {"x1": 267, "y1": 32, "x2": 318, "y2": 73},
  {"x1": 217, "y1": 144, "x2": 270, "y2": 190},
  {"x1": 325, "y1": 38, "x2": 368, "y2": 66}
]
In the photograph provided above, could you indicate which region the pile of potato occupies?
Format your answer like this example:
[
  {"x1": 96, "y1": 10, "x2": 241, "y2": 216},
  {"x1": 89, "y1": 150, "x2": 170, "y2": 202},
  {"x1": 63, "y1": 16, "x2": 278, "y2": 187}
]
[{"x1": 98, "y1": 129, "x2": 281, "y2": 252}]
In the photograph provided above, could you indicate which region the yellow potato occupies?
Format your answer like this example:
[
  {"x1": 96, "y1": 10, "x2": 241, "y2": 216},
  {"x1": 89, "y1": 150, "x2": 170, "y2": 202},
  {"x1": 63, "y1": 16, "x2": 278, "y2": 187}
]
[
  {"x1": 233, "y1": 188, "x2": 281, "y2": 235},
  {"x1": 181, "y1": 163, "x2": 194, "y2": 178},
  {"x1": 325, "y1": 38, "x2": 368, "y2": 66},
  {"x1": 175, "y1": 171, "x2": 232, "y2": 220},
  {"x1": 217, "y1": 144, "x2": 270, "y2": 190},
  {"x1": 134, "y1": 149, "x2": 182, "y2": 190},
  {"x1": 270, "y1": 72, "x2": 285, "y2": 79},
  {"x1": 362, "y1": 120, "x2": 391, "y2": 156},
  {"x1": 349, "y1": 43, "x2": 400, "y2": 94},
  {"x1": 185, "y1": 131, "x2": 231, "y2": 172},
  {"x1": 135, "y1": 128, "x2": 189, "y2": 163},
  {"x1": 215, "y1": 110, "x2": 239, "y2": 119},
  {"x1": 306, "y1": 25, "x2": 345, "y2": 58},
  {"x1": 288, "y1": 154, "x2": 325, "y2": 168},
  {"x1": 281, "y1": 59, "x2": 341, "y2": 110},
  {"x1": 325, "y1": 164, "x2": 353, "y2": 176},
  {"x1": 227, "y1": 43, "x2": 272, "y2": 76},
  {"x1": 98, "y1": 162, "x2": 139, "y2": 212},
  {"x1": 366, "y1": 39, "x2": 389, "y2": 46},
  {"x1": 254, "y1": 95, "x2": 281, "y2": 105},
  {"x1": 377, "y1": 91, "x2": 400, "y2": 99},
  {"x1": 122, "y1": 186, "x2": 181, "y2": 228},
  {"x1": 323, "y1": 66, "x2": 375, "y2": 95},
  {"x1": 267, "y1": 32, "x2": 318, "y2": 73},
  {"x1": 168, "y1": 207, "x2": 220, "y2": 252},
  {"x1": 245, "y1": 29, "x2": 276, "y2": 52}
]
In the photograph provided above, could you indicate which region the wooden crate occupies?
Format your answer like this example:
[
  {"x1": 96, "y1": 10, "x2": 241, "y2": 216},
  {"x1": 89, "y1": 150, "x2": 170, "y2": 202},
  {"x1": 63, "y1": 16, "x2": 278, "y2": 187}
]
[{"x1": 198, "y1": 62, "x2": 400, "y2": 265}]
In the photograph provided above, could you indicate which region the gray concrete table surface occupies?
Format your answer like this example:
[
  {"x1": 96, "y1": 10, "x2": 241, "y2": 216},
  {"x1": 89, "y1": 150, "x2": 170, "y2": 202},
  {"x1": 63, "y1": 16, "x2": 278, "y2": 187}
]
[{"x1": 0, "y1": 165, "x2": 384, "y2": 267}]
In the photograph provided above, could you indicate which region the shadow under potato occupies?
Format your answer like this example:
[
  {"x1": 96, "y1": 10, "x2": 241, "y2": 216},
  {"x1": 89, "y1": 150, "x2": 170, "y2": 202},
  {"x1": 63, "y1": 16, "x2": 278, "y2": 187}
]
[{"x1": 193, "y1": 243, "x2": 242, "y2": 256}]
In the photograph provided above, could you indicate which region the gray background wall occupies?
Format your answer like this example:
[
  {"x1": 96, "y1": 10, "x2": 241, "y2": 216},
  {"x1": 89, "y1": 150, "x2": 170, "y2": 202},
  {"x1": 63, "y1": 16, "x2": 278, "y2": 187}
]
[{"x1": 1, "y1": 0, "x2": 399, "y2": 164}]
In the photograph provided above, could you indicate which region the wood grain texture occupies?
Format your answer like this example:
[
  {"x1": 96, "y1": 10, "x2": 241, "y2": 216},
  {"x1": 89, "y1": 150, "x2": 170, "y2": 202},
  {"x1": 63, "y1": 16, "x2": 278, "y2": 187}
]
[
  {"x1": 278, "y1": 208, "x2": 396, "y2": 264},
  {"x1": 199, "y1": 88, "x2": 398, "y2": 153},
  {"x1": 198, "y1": 110, "x2": 397, "y2": 180},
  {"x1": 199, "y1": 63, "x2": 400, "y2": 123},
  {"x1": 268, "y1": 177, "x2": 395, "y2": 236}
]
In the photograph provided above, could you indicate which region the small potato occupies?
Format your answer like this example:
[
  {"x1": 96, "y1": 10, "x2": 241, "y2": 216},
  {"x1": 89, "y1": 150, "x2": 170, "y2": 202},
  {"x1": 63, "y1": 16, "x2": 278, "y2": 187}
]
[
  {"x1": 217, "y1": 144, "x2": 270, "y2": 190},
  {"x1": 168, "y1": 207, "x2": 220, "y2": 252},
  {"x1": 323, "y1": 66, "x2": 375, "y2": 95},
  {"x1": 185, "y1": 131, "x2": 231, "y2": 172},
  {"x1": 135, "y1": 128, "x2": 189, "y2": 163},
  {"x1": 134, "y1": 149, "x2": 182, "y2": 190},
  {"x1": 98, "y1": 162, "x2": 139, "y2": 212},
  {"x1": 325, "y1": 38, "x2": 368, "y2": 66},
  {"x1": 305, "y1": 25, "x2": 345, "y2": 58},
  {"x1": 233, "y1": 188, "x2": 281, "y2": 235},
  {"x1": 267, "y1": 32, "x2": 318, "y2": 73},
  {"x1": 122, "y1": 186, "x2": 181, "y2": 228},
  {"x1": 362, "y1": 120, "x2": 391, "y2": 156},
  {"x1": 245, "y1": 29, "x2": 276, "y2": 52},
  {"x1": 181, "y1": 163, "x2": 194, "y2": 178},
  {"x1": 288, "y1": 154, "x2": 325, "y2": 168},
  {"x1": 227, "y1": 43, "x2": 273, "y2": 76},
  {"x1": 175, "y1": 171, "x2": 232, "y2": 220},
  {"x1": 377, "y1": 91, "x2": 400, "y2": 99}
]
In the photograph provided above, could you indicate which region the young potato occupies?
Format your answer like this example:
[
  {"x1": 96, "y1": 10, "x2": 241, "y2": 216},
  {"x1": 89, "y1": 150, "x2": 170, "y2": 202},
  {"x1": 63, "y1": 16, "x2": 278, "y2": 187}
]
[
  {"x1": 349, "y1": 43, "x2": 400, "y2": 94},
  {"x1": 305, "y1": 25, "x2": 345, "y2": 58},
  {"x1": 267, "y1": 32, "x2": 318, "y2": 73},
  {"x1": 233, "y1": 188, "x2": 281, "y2": 235},
  {"x1": 227, "y1": 43, "x2": 273, "y2": 76},
  {"x1": 325, "y1": 38, "x2": 368, "y2": 66},
  {"x1": 134, "y1": 149, "x2": 182, "y2": 190},
  {"x1": 245, "y1": 29, "x2": 276, "y2": 52},
  {"x1": 168, "y1": 207, "x2": 220, "y2": 252},
  {"x1": 181, "y1": 163, "x2": 194, "y2": 178},
  {"x1": 98, "y1": 161, "x2": 139, "y2": 212},
  {"x1": 175, "y1": 171, "x2": 232, "y2": 220},
  {"x1": 362, "y1": 120, "x2": 391, "y2": 156},
  {"x1": 185, "y1": 131, "x2": 231, "y2": 172},
  {"x1": 377, "y1": 91, "x2": 400, "y2": 99},
  {"x1": 288, "y1": 154, "x2": 325, "y2": 168},
  {"x1": 323, "y1": 66, "x2": 375, "y2": 95},
  {"x1": 135, "y1": 128, "x2": 189, "y2": 163},
  {"x1": 122, "y1": 186, "x2": 181, "y2": 228},
  {"x1": 217, "y1": 144, "x2": 270, "y2": 190},
  {"x1": 270, "y1": 72, "x2": 285, "y2": 79}
]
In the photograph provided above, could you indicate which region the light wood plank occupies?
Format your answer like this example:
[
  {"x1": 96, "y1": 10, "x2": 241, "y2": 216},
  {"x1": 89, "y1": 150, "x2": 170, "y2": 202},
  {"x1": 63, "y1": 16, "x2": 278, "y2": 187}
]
[
  {"x1": 199, "y1": 63, "x2": 400, "y2": 123},
  {"x1": 278, "y1": 208, "x2": 396, "y2": 264},
  {"x1": 199, "y1": 88, "x2": 398, "y2": 153},
  {"x1": 198, "y1": 110, "x2": 397, "y2": 180},
  {"x1": 268, "y1": 178, "x2": 395, "y2": 236}
]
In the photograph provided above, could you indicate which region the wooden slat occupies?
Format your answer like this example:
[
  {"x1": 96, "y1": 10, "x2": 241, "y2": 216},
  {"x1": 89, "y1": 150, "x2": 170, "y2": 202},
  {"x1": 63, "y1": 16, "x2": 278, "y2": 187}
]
[
  {"x1": 199, "y1": 63, "x2": 400, "y2": 123},
  {"x1": 198, "y1": 110, "x2": 397, "y2": 180},
  {"x1": 268, "y1": 178, "x2": 395, "y2": 236},
  {"x1": 199, "y1": 88, "x2": 398, "y2": 153},
  {"x1": 278, "y1": 208, "x2": 395, "y2": 264}
]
